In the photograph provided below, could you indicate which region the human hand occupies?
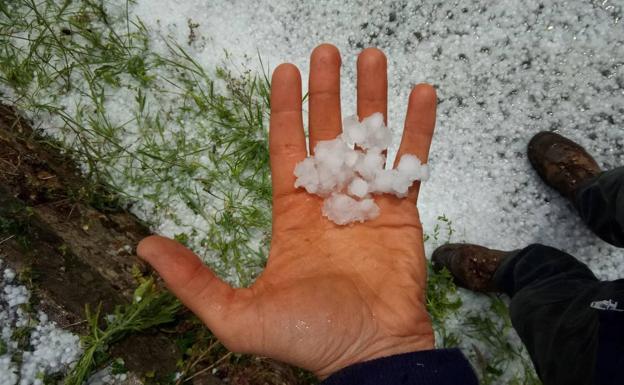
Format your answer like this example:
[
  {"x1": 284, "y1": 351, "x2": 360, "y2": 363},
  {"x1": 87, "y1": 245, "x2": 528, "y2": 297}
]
[{"x1": 137, "y1": 44, "x2": 437, "y2": 379}]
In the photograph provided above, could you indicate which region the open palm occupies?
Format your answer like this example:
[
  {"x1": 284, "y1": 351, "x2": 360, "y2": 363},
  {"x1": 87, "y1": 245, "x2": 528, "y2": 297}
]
[{"x1": 138, "y1": 45, "x2": 437, "y2": 379}]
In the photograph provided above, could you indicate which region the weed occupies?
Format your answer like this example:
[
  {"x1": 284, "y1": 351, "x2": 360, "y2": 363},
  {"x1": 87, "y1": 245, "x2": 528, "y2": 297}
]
[
  {"x1": 64, "y1": 278, "x2": 182, "y2": 385},
  {"x1": 110, "y1": 357, "x2": 127, "y2": 375},
  {"x1": 173, "y1": 324, "x2": 227, "y2": 384},
  {"x1": 463, "y1": 296, "x2": 540, "y2": 385},
  {"x1": 424, "y1": 214, "x2": 454, "y2": 245},
  {"x1": 42, "y1": 372, "x2": 64, "y2": 385},
  {"x1": 0, "y1": 197, "x2": 34, "y2": 249},
  {"x1": 426, "y1": 265, "x2": 461, "y2": 320}
]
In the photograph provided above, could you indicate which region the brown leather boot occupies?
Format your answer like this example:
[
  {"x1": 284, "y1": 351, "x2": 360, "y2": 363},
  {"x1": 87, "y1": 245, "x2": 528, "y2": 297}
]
[
  {"x1": 528, "y1": 132, "x2": 602, "y2": 200},
  {"x1": 431, "y1": 243, "x2": 511, "y2": 292}
]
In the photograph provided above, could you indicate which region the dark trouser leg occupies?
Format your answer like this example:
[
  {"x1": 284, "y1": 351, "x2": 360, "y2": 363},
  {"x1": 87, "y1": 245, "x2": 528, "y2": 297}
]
[
  {"x1": 574, "y1": 167, "x2": 624, "y2": 247},
  {"x1": 593, "y1": 281, "x2": 624, "y2": 385},
  {"x1": 493, "y1": 244, "x2": 602, "y2": 385}
]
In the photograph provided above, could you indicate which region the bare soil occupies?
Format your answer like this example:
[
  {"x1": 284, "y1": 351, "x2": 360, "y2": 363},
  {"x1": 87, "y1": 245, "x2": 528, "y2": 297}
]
[{"x1": 0, "y1": 104, "x2": 190, "y2": 382}]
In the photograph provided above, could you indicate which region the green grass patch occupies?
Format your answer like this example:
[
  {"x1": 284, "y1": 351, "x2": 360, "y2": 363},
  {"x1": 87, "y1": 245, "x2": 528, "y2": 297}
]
[
  {"x1": 0, "y1": 0, "x2": 272, "y2": 285},
  {"x1": 64, "y1": 278, "x2": 181, "y2": 385}
]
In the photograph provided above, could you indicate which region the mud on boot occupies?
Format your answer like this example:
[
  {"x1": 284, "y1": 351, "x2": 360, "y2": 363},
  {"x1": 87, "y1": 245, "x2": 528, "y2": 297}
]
[
  {"x1": 431, "y1": 243, "x2": 511, "y2": 292},
  {"x1": 528, "y1": 131, "x2": 602, "y2": 200}
]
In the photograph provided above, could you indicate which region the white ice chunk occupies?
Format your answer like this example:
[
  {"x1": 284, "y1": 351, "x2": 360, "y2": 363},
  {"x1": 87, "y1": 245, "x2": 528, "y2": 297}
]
[
  {"x1": 314, "y1": 139, "x2": 345, "y2": 170},
  {"x1": 392, "y1": 175, "x2": 412, "y2": 197},
  {"x1": 356, "y1": 151, "x2": 385, "y2": 180},
  {"x1": 370, "y1": 169, "x2": 396, "y2": 193},
  {"x1": 342, "y1": 113, "x2": 391, "y2": 150},
  {"x1": 294, "y1": 157, "x2": 319, "y2": 194},
  {"x1": 363, "y1": 112, "x2": 384, "y2": 130},
  {"x1": 322, "y1": 193, "x2": 380, "y2": 225},
  {"x1": 342, "y1": 115, "x2": 360, "y2": 135},
  {"x1": 342, "y1": 115, "x2": 366, "y2": 145},
  {"x1": 397, "y1": 154, "x2": 422, "y2": 176},
  {"x1": 397, "y1": 154, "x2": 431, "y2": 182},
  {"x1": 360, "y1": 113, "x2": 392, "y2": 150},
  {"x1": 293, "y1": 113, "x2": 428, "y2": 225},
  {"x1": 348, "y1": 177, "x2": 369, "y2": 198},
  {"x1": 344, "y1": 148, "x2": 360, "y2": 168}
]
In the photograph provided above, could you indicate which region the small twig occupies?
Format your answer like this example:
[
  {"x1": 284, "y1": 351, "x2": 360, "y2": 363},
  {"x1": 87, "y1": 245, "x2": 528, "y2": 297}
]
[
  {"x1": 0, "y1": 157, "x2": 19, "y2": 170},
  {"x1": 0, "y1": 169, "x2": 18, "y2": 176},
  {"x1": 61, "y1": 319, "x2": 87, "y2": 329},
  {"x1": 66, "y1": 202, "x2": 77, "y2": 220},
  {"x1": 184, "y1": 352, "x2": 233, "y2": 382},
  {"x1": 53, "y1": 198, "x2": 71, "y2": 207},
  {"x1": 33, "y1": 198, "x2": 71, "y2": 208},
  {"x1": 175, "y1": 340, "x2": 220, "y2": 385},
  {"x1": 0, "y1": 235, "x2": 15, "y2": 245}
]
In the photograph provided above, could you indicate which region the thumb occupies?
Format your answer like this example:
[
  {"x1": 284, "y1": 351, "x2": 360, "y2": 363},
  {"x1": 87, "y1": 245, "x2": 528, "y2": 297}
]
[{"x1": 137, "y1": 235, "x2": 254, "y2": 351}]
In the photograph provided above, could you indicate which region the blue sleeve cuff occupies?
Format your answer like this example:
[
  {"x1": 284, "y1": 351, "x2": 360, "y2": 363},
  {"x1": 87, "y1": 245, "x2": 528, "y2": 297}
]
[{"x1": 321, "y1": 348, "x2": 478, "y2": 385}]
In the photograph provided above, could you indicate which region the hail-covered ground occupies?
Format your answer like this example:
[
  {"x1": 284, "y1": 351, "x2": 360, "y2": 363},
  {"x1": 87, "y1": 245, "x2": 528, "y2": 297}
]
[
  {"x1": 134, "y1": 0, "x2": 624, "y2": 276},
  {"x1": 0, "y1": 260, "x2": 81, "y2": 385},
  {"x1": 0, "y1": 0, "x2": 622, "y2": 384}
]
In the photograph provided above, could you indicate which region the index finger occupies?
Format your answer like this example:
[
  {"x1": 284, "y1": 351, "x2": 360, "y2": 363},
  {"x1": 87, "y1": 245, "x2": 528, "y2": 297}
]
[{"x1": 393, "y1": 84, "x2": 437, "y2": 202}]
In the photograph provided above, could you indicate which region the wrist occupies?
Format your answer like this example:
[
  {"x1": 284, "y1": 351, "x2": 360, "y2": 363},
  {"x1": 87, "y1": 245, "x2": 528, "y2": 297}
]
[
  {"x1": 320, "y1": 349, "x2": 478, "y2": 385},
  {"x1": 315, "y1": 329, "x2": 435, "y2": 379}
]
